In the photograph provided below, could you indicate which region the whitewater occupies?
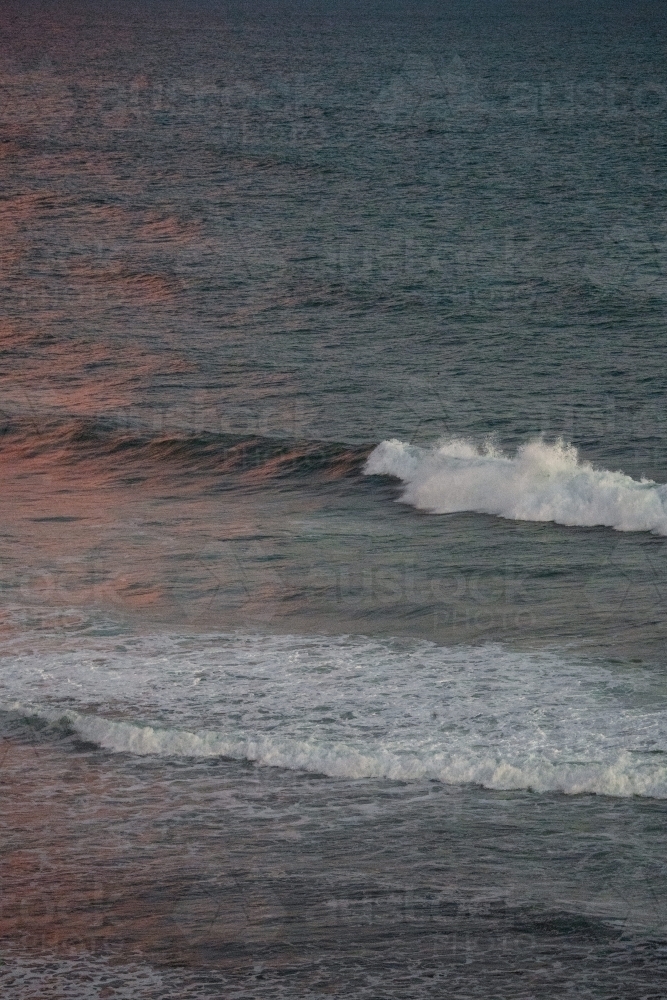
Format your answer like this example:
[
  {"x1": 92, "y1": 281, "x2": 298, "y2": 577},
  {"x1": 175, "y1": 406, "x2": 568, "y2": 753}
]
[
  {"x1": 4, "y1": 631, "x2": 667, "y2": 799},
  {"x1": 364, "y1": 438, "x2": 667, "y2": 534}
]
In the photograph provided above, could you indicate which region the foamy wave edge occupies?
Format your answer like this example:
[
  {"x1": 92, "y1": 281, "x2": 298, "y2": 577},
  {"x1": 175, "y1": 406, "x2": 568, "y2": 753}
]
[
  {"x1": 364, "y1": 437, "x2": 667, "y2": 534},
  {"x1": 16, "y1": 706, "x2": 667, "y2": 799}
]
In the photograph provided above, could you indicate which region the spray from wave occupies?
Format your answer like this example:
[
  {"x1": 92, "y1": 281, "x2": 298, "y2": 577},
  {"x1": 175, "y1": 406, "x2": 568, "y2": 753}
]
[{"x1": 364, "y1": 437, "x2": 667, "y2": 534}]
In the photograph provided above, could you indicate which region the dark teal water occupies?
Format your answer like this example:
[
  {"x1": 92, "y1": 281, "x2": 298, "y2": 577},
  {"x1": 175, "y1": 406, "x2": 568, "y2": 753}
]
[{"x1": 1, "y1": 1, "x2": 667, "y2": 996}]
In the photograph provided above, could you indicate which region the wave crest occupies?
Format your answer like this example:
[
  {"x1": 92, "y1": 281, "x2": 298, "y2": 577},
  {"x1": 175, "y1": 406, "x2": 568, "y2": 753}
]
[
  {"x1": 5, "y1": 707, "x2": 666, "y2": 798},
  {"x1": 364, "y1": 437, "x2": 667, "y2": 534}
]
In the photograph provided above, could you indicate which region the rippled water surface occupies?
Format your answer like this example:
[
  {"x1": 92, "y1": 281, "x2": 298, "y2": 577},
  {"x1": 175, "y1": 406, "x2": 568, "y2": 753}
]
[{"x1": 2, "y1": 0, "x2": 667, "y2": 996}]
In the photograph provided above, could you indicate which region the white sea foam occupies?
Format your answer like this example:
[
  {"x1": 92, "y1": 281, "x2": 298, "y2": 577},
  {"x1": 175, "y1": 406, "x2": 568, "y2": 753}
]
[
  {"x1": 364, "y1": 437, "x2": 667, "y2": 533},
  {"x1": 2, "y1": 631, "x2": 667, "y2": 798},
  {"x1": 44, "y1": 712, "x2": 667, "y2": 797}
]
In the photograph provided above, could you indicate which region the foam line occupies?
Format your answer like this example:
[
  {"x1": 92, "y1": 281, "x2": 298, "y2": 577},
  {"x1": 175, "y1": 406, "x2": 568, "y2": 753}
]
[
  {"x1": 3, "y1": 631, "x2": 667, "y2": 799},
  {"x1": 9, "y1": 706, "x2": 667, "y2": 798}
]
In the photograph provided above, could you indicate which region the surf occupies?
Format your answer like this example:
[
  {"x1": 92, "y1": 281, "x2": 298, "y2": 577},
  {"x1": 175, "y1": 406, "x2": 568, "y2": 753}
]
[
  {"x1": 364, "y1": 437, "x2": 667, "y2": 534},
  {"x1": 3, "y1": 630, "x2": 667, "y2": 799}
]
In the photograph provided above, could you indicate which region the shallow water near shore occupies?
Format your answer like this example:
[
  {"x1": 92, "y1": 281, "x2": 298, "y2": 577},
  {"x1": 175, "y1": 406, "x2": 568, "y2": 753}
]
[{"x1": 2, "y1": 718, "x2": 667, "y2": 999}]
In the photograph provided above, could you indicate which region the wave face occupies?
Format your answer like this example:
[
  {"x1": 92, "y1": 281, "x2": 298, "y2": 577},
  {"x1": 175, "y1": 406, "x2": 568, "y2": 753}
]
[
  {"x1": 0, "y1": 415, "x2": 369, "y2": 482},
  {"x1": 3, "y1": 631, "x2": 667, "y2": 798},
  {"x1": 365, "y1": 437, "x2": 667, "y2": 534}
]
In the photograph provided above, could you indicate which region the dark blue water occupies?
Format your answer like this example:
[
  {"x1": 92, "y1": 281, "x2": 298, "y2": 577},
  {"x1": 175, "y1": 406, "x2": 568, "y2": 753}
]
[{"x1": 1, "y1": 2, "x2": 667, "y2": 996}]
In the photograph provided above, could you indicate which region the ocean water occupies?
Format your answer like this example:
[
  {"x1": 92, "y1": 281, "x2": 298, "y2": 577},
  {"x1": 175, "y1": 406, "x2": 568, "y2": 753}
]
[{"x1": 2, "y1": 1, "x2": 667, "y2": 996}]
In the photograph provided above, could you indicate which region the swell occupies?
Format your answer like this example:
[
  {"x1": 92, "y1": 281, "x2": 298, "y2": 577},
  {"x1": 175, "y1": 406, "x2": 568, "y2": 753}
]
[
  {"x1": 0, "y1": 415, "x2": 371, "y2": 482},
  {"x1": 365, "y1": 437, "x2": 667, "y2": 535}
]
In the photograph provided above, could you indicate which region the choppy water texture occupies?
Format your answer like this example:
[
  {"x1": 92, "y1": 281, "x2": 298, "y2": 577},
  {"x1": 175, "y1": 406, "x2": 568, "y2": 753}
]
[{"x1": 1, "y1": 0, "x2": 667, "y2": 996}]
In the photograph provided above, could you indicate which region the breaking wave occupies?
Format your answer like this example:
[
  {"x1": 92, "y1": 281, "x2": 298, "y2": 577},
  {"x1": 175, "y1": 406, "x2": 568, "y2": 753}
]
[
  {"x1": 22, "y1": 710, "x2": 667, "y2": 798},
  {"x1": 364, "y1": 437, "x2": 667, "y2": 534},
  {"x1": 3, "y1": 631, "x2": 667, "y2": 798}
]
